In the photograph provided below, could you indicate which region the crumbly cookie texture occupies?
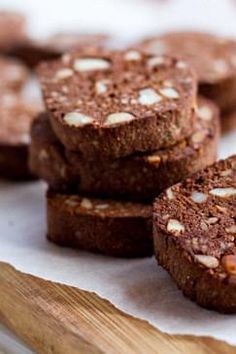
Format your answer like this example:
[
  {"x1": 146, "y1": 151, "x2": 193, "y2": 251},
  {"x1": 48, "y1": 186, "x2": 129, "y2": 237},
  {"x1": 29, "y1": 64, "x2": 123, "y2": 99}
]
[
  {"x1": 29, "y1": 98, "x2": 219, "y2": 201},
  {"x1": 38, "y1": 49, "x2": 197, "y2": 158},
  {"x1": 138, "y1": 31, "x2": 236, "y2": 112},
  {"x1": 47, "y1": 190, "x2": 152, "y2": 258},
  {"x1": 153, "y1": 155, "x2": 236, "y2": 313}
]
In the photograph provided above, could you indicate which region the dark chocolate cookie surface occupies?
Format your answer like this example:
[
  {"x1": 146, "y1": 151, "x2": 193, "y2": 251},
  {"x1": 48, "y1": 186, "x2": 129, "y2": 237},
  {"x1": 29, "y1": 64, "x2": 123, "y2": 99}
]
[
  {"x1": 153, "y1": 155, "x2": 236, "y2": 313},
  {"x1": 38, "y1": 49, "x2": 197, "y2": 158},
  {"x1": 47, "y1": 190, "x2": 152, "y2": 257}
]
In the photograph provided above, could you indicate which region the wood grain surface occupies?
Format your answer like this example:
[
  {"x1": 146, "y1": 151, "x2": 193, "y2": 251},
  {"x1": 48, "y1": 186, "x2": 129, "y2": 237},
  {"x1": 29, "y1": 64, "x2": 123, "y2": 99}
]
[{"x1": 0, "y1": 261, "x2": 235, "y2": 354}]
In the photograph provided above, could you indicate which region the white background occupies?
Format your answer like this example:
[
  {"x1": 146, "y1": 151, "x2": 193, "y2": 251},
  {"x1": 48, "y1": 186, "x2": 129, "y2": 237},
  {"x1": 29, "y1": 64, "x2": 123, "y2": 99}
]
[{"x1": 1, "y1": 0, "x2": 236, "y2": 40}]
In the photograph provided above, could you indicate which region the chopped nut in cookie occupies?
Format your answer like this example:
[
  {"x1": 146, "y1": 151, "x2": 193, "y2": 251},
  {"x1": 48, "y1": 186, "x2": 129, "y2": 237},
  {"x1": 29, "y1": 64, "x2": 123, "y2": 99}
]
[
  {"x1": 73, "y1": 58, "x2": 111, "y2": 72},
  {"x1": 80, "y1": 198, "x2": 93, "y2": 209},
  {"x1": 226, "y1": 225, "x2": 236, "y2": 234},
  {"x1": 222, "y1": 255, "x2": 236, "y2": 275},
  {"x1": 197, "y1": 105, "x2": 213, "y2": 121},
  {"x1": 176, "y1": 60, "x2": 188, "y2": 69},
  {"x1": 207, "y1": 217, "x2": 218, "y2": 225},
  {"x1": 95, "y1": 204, "x2": 109, "y2": 210},
  {"x1": 159, "y1": 87, "x2": 179, "y2": 99},
  {"x1": 95, "y1": 80, "x2": 109, "y2": 94},
  {"x1": 138, "y1": 88, "x2": 162, "y2": 105},
  {"x1": 63, "y1": 112, "x2": 94, "y2": 127},
  {"x1": 194, "y1": 254, "x2": 219, "y2": 268},
  {"x1": 209, "y1": 187, "x2": 236, "y2": 198},
  {"x1": 55, "y1": 68, "x2": 73, "y2": 80},
  {"x1": 65, "y1": 198, "x2": 78, "y2": 207},
  {"x1": 167, "y1": 219, "x2": 185, "y2": 235},
  {"x1": 191, "y1": 191, "x2": 208, "y2": 203},
  {"x1": 147, "y1": 56, "x2": 165, "y2": 68},
  {"x1": 124, "y1": 50, "x2": 141, "y2": 61},
  {"x1": 147, "y1": 155, "x2": 161, "y2": 166},
  {"x1": 166, "y1": 187, "x2": 174, "y2": 200},
  {"x1": 191, "y1": 131, "x2": 208, "y2": 145},
  {"x1": 104, "y1": 112, "x2": 135, "y2": 126}
]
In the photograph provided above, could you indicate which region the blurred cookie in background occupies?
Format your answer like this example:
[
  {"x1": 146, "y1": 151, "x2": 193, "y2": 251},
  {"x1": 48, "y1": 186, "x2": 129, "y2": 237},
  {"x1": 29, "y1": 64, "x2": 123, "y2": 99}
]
[
  {"x1": 221, "y1": 109, "x2": 236, "y2": 134},
  {"x1": 0, "y1": 92, "x2": 40, "y2": 180},
  {"x1": 0, "y1": 56, "x2": 29, "y2": 92},
  {"x1": 9, "y1": 32, "x2": 110, "y2": 68},
  {"x1": 0, "y1": 11, "x2": 27, "y2": 53},
  {"x1": 138, "y1": 31, "x2": 236, "y2": 131}
]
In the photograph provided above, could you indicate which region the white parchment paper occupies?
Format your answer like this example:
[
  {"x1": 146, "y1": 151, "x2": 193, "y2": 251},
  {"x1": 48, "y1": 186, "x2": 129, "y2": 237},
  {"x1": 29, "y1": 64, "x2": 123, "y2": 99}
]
[
  {"x1": 0, "y1": 132, "x2": 235, "y2": 346},
  {"x1": 1, "y1": 0, "x2": 236, "y2": 347}
]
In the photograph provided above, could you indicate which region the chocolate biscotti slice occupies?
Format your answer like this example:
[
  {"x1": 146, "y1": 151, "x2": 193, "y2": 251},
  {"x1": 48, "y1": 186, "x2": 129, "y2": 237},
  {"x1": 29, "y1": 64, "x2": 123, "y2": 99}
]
[
  {"x1": 47, "y1": 190, "x2": 152, "y2": 257},
  {"x1": 139, "y1": 31, "x2": 236, "y2": 113},
  {"x1": 0, "y1": 11, "x2": 27, "y2": 53},
  {"x1": 38, "y1": 49, "x2": 197, "y2": 159},
  {"x1": 0, "y1": 56, "x2": 28, "y2": 92},
  {"x1": 0, "y1": 93, "x2": 39, "y2": 180},
  {"x1": 9, "y1": 33, "x2": 108, "y2": 68},
  {"x1": 29, "y1": 98, "x2": 219, "y2": 201},
  {"x1": 153, "y1": 155, "x2": 236, "y2": 313}
]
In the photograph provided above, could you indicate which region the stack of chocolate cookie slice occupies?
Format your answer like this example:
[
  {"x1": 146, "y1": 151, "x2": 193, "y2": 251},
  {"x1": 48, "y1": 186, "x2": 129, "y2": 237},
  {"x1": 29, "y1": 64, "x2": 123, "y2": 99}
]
[{"x1": 30, "y1": 48, "x2": 220, "y2": 257}]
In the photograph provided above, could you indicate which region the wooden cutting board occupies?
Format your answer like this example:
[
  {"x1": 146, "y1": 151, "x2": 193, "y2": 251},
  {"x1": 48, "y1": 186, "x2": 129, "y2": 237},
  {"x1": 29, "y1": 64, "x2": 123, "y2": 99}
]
[{"x1": 0, "y1": 261, "x2": 235, "y2": 354}]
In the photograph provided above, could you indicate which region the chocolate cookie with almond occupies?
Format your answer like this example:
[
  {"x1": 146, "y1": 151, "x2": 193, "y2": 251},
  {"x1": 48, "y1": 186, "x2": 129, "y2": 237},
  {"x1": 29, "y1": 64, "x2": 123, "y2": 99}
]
[
  {"x1": 47, "y1": 190, "x2": 152, "y2": 257},
  {"x1": 153, "y1": 155, "x2": 236, "y2": 313},
  {"x1": 38, "y1": 48, "x2": 197, "y2": 159},
  {"x1": 139, "y1": 32, "x2": 236, "y2": 114}
]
